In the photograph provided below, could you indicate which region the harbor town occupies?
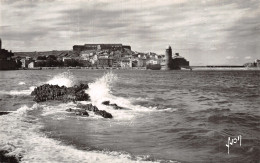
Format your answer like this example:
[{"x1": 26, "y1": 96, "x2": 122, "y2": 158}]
[
  {"x1": 0, "y1": 38, "x2": 191, "y2": 70},
  {"x1": 1, "y1": 38, "x2": 259, "y2": 71}
]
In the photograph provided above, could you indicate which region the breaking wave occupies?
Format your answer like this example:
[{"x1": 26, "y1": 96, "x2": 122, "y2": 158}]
[
  {"x1": 85, "y1": 72, "x2": 157, "y2": 120},
  {"x1": 47, "y1": 71, "x2": 77, "y2": 87},
  {"x1": 87, "y1": 71, "x2": 118, "y2": 104},
  {"x1": 0, "y1": 105, "x2": 163, "y2": 163}
]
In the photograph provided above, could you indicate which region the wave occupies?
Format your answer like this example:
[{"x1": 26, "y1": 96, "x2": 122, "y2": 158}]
[
  {"x1": 0, "y1": 105, "x2": 164, "y2": 163},
  {"x1": 87, "y1": 71, "x2": 118, "y2": 104},
  {"x1": 85, "y1": 72, "x2": 159, "y2": 120},
  {"x1": 47, "y1": 71, "x2": 77, "y2": 87},
  {"x1": 18, "y1": 82, "x2": 26, "y2": 85},
  {"x1": 0, "y1": 86, "x2": 35, "y2": 96}
]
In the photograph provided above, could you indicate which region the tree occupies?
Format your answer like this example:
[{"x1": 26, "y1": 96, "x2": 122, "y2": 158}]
[
  {"x1": 37, "y1": 56, "x2": 47, "y2": 60},
  {"x1": 47, "y1": 55, "x2": 57, "y2": 60}
]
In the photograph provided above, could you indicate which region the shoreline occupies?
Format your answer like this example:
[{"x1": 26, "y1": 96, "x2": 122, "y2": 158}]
[
  {"x1": 1, "y1": 66, "x2": 260, "y2": 71},
  {"x1": 22, "y1": 67, "x2": 260, "y2": 71},
  {"x1": 0, "y1": 112, "x2": 20, "y2": 163}
]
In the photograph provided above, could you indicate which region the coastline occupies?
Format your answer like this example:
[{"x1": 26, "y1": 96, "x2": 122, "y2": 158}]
[
  {"x1": 18, "y1": 67, "x2": 147, "y2": 70},
  {"x1": 16, "y1": 66, "x2": 260, "y2": 71}
]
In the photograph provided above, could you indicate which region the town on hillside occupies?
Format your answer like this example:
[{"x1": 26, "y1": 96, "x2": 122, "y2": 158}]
[{"x1": 0, "y1": 38, "x2": 192, "y2": 70}]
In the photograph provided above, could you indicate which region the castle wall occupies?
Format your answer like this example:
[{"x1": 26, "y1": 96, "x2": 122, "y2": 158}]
[{"x1": 73, "y1": 44, "x2": 130, "y2": 52}]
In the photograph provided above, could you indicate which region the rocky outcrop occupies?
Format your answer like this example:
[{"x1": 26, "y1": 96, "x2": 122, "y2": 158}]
[
  {"x1": 77, "y1": 104, "x2": 113, "y2": 118},
  {"x1": 31, "y1": 83, "x2": 89, "y2": 102},
  {"x1": 0, "y1": 150, "x2": 20, "y2": 163},
  {"x1": 66, "y1": 108, "x2": 89, "y2": 116},
  {"x1": 31, "y1": 83, "x2": 113, "y2": 118},
  {"x1": 102, "y1": 101, "x2": 124, "y2": 110}
]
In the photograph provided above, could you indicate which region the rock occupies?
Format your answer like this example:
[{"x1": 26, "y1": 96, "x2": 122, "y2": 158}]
[
  {"x1": 95, "y1": 110, "x2": 113, "y2": 118},
  {"x1": 101, "y1": 101, "x2": 123, "y2": 110},
  {"x1": 0, "y1": 111, "x2": 11, "y2": 116},
  {"x1": 74, "y1": 109, "x2": 89, "y2": 116},
  {"x1": 0, "y1": 150, "x2": 20, "y2": 163},
  {"x1": 65, "y1": 108, "x2": 73, "y2": 112},
  {"x1": 110, "y1": 103, "x2": 123, "y2": 110},
  {"x1": 102, "y1": 101, "x2": 110, "y2": 105},
  {"x1": 31, "y1": 83, "x2": 90, "y2": 103},
  {"x1": 77, "y1": 104, "x2": 113, "y2": 118},
  {"x1": 65, "y1": 108, "x2": 89, "y2": 116},
  {"x1": 77, "y1": 104, "x2": 99, "y2": 112}
]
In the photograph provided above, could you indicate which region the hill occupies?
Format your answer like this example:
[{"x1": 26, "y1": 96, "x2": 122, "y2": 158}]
[{"x1": 14, "y1": 50, "x2": 80, "y2": 59}]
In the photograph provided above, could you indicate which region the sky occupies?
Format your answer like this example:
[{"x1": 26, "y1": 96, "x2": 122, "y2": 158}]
[{"x1": 0, "y1": 0, "x2": 259, "y2": 65}]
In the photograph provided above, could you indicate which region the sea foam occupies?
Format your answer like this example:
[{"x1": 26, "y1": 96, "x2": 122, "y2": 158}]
[
  {"x1": 47, "y1": 71, "x2": 76, "y2": 87},
  {"x1": 0, "y1": 86, "x2": 35, "y2": 96},
  {"x1": 0, "y1": 105, "x2": 160, "y2": 163},
  {"x1": 18, "y1": 82, "x2": 26, "y2": 85}
]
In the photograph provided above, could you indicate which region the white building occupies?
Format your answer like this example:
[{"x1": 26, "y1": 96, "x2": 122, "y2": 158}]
[{"x1": 28, "y1": 61, "x2": 34, "y2": 68}]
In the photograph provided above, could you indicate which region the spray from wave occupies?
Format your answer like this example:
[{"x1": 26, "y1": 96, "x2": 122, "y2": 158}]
[
  {"x1": 47, "y1": 71, "x2": 77, "y2": 87},
  {"x1": 84, "y1": 72, "x2": 157, "y2": 120},
  {"x1": 0, "y1": 86, "x2": 35, "y2": 96},
  {"x1": 87, "y1": 71, "x2": 118, "y2": 104}
]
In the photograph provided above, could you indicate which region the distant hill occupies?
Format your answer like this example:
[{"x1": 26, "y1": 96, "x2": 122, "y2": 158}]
[
  {"x1": 13, "y1": 48, "x2": 157, "y2": 60},
  {"x1": 14, "y1": 50, "x2": 80, "y2": 59}
]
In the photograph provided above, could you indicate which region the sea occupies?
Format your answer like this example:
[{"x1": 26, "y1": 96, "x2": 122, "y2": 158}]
[{"x1": 0, "y1": 69, "x2": 259, "y2": 163}]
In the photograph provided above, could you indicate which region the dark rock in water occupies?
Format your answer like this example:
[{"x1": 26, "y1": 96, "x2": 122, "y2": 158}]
[
  {"x1": 0, "y1": 111, "x2": 11, "y2": 116},
  {"x1": 77, "y1": 104, "x2": 113, "y2": 118},
  {"x1": 65, "y1": 108, "x2": 73, "y2": 112},
  {"x1": 101, "y1": 101, "x2": 124, "y2": 110},
  {"x1": 31, "y1": 83, "x2": 90, "y2": 103},
  {"x1": 95, "y1": 110, "x2": 113, "y2": 118},
  {"x1": 74, "y1": 109, "x2": 89, "y2": 116},
  {"x1": 102, "y1": 101, "x2": 110, "y2": 105},
  {"x1": 77, "y1": 104, "x2": 99, "y2": 112},
  {"x1": 66, "y1": 108, "x2": 89, "y2": 116},
  {"x1": 0, "y1": 150, "x2": 20, "y2": 163},
  {"x1": 110, "y1": 103, "x2": 124, "y2": 110}
]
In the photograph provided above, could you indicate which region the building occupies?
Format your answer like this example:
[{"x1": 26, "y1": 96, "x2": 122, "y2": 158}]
[
  {"x1": 0, "y1": 38, "x2": 18, "y2": 70},
  {"x1": 132, "y1": 58, "x2": 146, "y2": 67},
  {"x1": 21, "y1": 57, "x2": 33, "y2": 68},
  {"x1": 161, "y1": 46, "x2": 190, "y2": 70},
  {"x1": 28, "y1": 61, "x2": 35, "y2": 68},
  {"x1": 172, "y1": 53, "x2": 189, "y2": 69},
  {"x1": 97, "y1": 57, "x2": 113, "y2": 67},
  {"x1": 146, "y1": 58, "x2": 159, "y2": 65},
  {"x1": 62, "y1": 57, "x2": 72, "y2": 62},
  {"x1": 73, "y1": 44, "x2": 131, "y2": 52},
  {"x1": 244, "y1": 59, "x2": 260, "y2": 68},
  {"x1": 120, "y1": 57, "x2": 132, "y2": 68}
]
